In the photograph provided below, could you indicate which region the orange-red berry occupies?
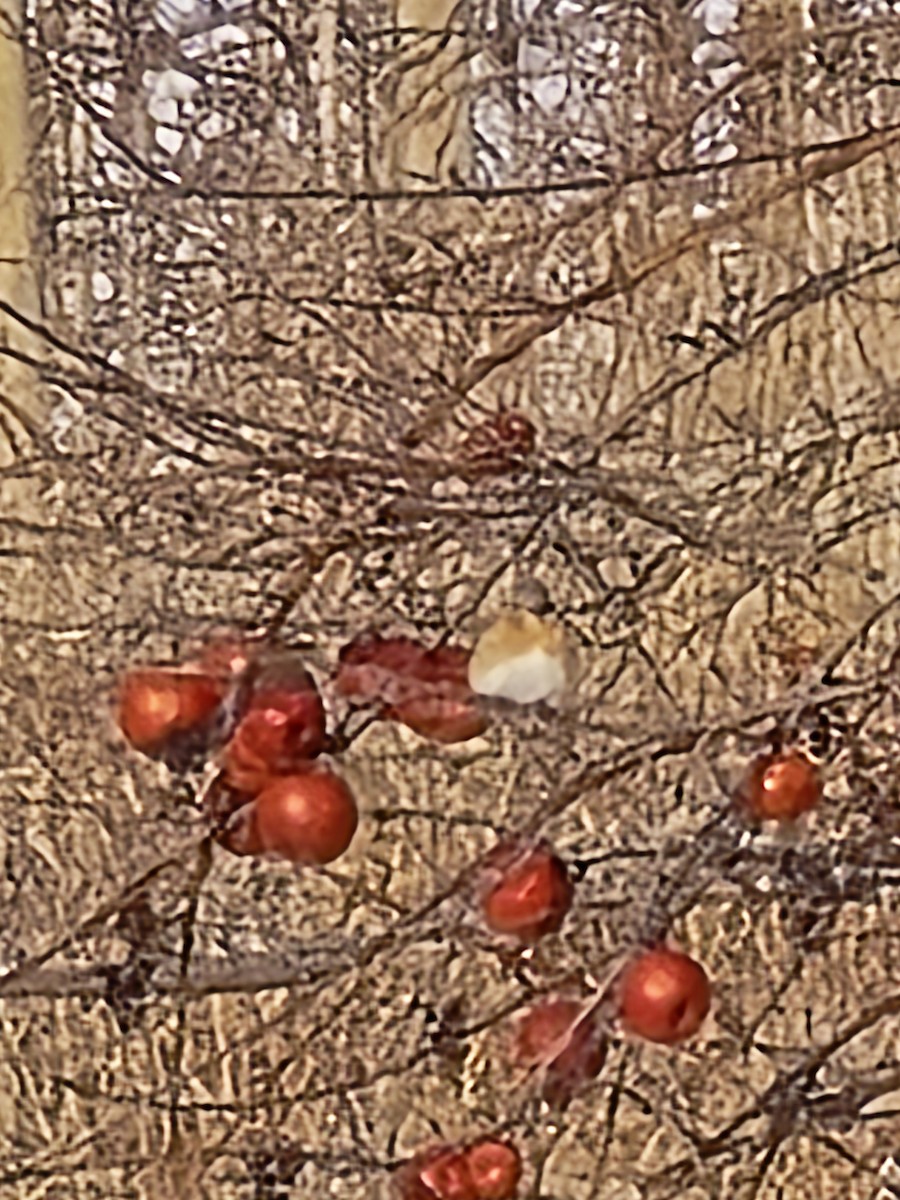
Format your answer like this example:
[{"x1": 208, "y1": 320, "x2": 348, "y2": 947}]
[
  {"x1": 464, "y1": 1138, "x2": 522, "y2": 1200},
  {"x1": 740, "y1": 750, "x2": 821, "y2": 821},
  {"x1": 480, "y1": 844, "x2": 573, "y2": 942},
  {"x1": 618, "y1": 946, "x2": 711, "y2": 1044},
  {"x1": 117, "y1": 667, "x2": 223, "y2": 753},
  {"x1": 251, "y1": 769, "x2": 358, "y2": 864},
  {"x1": 512, "y1": 997, "x2": 605, "y2": 1102}
]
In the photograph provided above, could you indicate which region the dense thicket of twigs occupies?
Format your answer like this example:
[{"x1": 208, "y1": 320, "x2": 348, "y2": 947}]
[{"x1": 0, "y1": 1, "x2": 898, "y2": 1197}]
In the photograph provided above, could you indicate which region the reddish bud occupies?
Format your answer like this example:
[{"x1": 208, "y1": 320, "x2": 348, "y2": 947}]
[
  {"x1": 461, "y1": 410, "x2": 536, "y2": 476},
  {"x1": 512, "y1": 997, "x2": 605, "y2": 1103},
  {"x1": 117, "y1": 668, "x2": 223, "y2": 754},
  {"x1": 740, "y1": 750, "x2": 821, "y2": 821},
  {"x1": 480, "y1": 844, "x2": 573, "y2": 942},
  {"x1": 251, "y1": 769, "x2": 358, "y2": 864},
  {"x1": 618, "y1": 946, "x2": 711, "y2": 1044}
]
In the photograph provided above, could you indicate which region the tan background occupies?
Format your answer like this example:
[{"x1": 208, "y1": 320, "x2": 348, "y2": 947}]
[{"x1": 0, "y1": 1, "x2": 898, "y2": 1197}]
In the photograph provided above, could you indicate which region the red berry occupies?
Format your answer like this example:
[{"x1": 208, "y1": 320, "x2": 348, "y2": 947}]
[
  {"x1": 117, "y1": 668, "x2": 223, "y2": 753},
  {"x1": 512, "y1": 997, "x2": 605, "y2": 1103},
  {"x1": 251, "y1": 770, "x2": 358, "y2": 864},
  {"x1": 336, "y1": 633, "x2": 485, "y2": 744},
  {"x1": 336, "y1": 633, "x2": 443, "y2": 709},
  {"x1": 740, "y1": 750, "x2": 821, "y2": 821},
  {"x1": 480, "y1": 844, "x2": 573, "y2": 942},
  {"x1": 224, "y1": 658, "x2": 326, "y2": 794},
  {"x1": 464, "y1": 1137, "x2": 521, "y2": 1200},
  {"x1": 392, "y1": 694, "x2": 487, "y2": 744},
  {"x1": 393, "y1": 1145, "x2": 476, "y2": 1200},
  {"x1": 618, "y1": 947, "x2": 711, "y2": 1044}
]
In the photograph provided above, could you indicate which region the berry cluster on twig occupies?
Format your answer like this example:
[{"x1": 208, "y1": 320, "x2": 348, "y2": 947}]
[{"x1": 114, "y1": 606, "x2": 825, "y2": 1198}]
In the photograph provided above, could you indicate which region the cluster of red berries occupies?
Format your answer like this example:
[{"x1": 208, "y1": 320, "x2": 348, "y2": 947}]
[
  {"x1": 395, "y1": 739, "x2": 823, "y2": 1197},
  {"x1": 114, "y1": 628, "x2": 825, "y2": 1199},
  {"x1": 393, "y1": 1136, "x2": 522, "y2": 1200},
  {"x1": 392, "y1": 955, "x2": 711, "y2": 1197},
  {"x1": 117, "y1": 637, "x2": 349, "y2": 864},
  {"x1": 115, "y1": 631, "x2": 489, "y2": 866}
]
